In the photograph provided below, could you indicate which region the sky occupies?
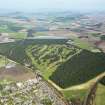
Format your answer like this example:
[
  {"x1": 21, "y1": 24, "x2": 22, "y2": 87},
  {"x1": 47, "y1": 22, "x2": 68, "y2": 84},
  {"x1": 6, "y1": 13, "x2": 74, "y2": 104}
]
[{"x1": 0, "y1": 0, "x2": 105, "y2": 12}]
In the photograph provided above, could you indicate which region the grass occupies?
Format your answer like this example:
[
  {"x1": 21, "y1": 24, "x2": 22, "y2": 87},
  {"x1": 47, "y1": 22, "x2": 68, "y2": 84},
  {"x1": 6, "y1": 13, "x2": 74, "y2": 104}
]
[
  {"x1": 33, "y1": 32, "x2": 47, "y2": 36},
  {"x1": 9, "y1": 32, "x2": 27, "y2": 39},
  {"x1": 62, "y1": 83, "x2": 105, "y2": 105},
  {"x1": 0, "y1": 55, "x2": 5, "y2": 67},
  {"x1": 95, "y1": 84, "x2": 105, "y2": 105},
  {"x1": 26, "y1": 44, "x2": 81, "y2": 80},
  {"x1": 0, "y1": 39, "x2": 105, "y2": 102},
  {"x1": 71, "y1": 37, "x2": 94, "y2": 51},
  {"x1": 62, "y1": 89, "x2": 88, "y2": 102},
  {"x1": 0, "y1": 27, "x2": 11, "y2": 33},
  {"x1": 0, "y1": 41, "x2": 105, "y2": 89}
]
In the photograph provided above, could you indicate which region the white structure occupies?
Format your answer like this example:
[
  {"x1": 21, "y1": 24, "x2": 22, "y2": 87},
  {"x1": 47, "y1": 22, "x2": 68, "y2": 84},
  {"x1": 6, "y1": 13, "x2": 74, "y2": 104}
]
[{"x1": 0, "y1": 33, "x2": 14, "y2": 43}]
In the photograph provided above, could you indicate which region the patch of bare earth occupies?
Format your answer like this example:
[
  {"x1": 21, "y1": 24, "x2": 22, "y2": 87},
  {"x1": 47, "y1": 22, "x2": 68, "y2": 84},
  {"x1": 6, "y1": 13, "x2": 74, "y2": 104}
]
[{"x1": 0, "y1": 65, "x2": 35, "y2": 81}]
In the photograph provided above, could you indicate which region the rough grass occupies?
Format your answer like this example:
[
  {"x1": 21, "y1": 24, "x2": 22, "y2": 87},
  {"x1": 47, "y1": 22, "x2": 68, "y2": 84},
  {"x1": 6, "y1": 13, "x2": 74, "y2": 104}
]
[
  {"x1": 62, "y1": 89, "x2": 88, "y2": 102},
  {"x1": 62, "y1": 83, "x2": 105, "y2": 105},
  {"x1": 26, "y1": 44, "x2": 81, "y2": 81},
  {"x1": 95, "y1": 84, "x2": 105, "y2": 105}
]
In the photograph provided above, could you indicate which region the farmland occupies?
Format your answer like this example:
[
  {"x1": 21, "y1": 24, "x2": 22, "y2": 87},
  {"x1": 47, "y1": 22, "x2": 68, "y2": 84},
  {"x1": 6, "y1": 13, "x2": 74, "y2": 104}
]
[
  {"x1": 0, "y1": 11, "x2": 105, "y2": 104},
  {"x1": 0, "y1": 39, "x2": 105, "y2": 105}
]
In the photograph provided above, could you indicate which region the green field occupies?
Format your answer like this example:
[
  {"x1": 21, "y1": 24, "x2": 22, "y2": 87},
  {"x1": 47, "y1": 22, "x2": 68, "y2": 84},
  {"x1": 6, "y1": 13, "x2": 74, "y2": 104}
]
[
  {"x1": 0, "y1": 55, "x2": 5, "y2": 67},
  {"x1": 62, "y1": 89, "x2": 88, "y2": 102},
  {"x1": 95, "y1": 84, "x2": 105, "y2": 105},
  {"x1": 70, "y1": 37, "x2": 95, "y2": 50},
  {"x1": 9, "y1": 32, "x2": 27, "y2": 39},
  {"x1": 62, "y1": 83, "x2": 105, "y2": 105},
  {"x1": 0, "y1": 39, "x2": 105, "y2": 104}
]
